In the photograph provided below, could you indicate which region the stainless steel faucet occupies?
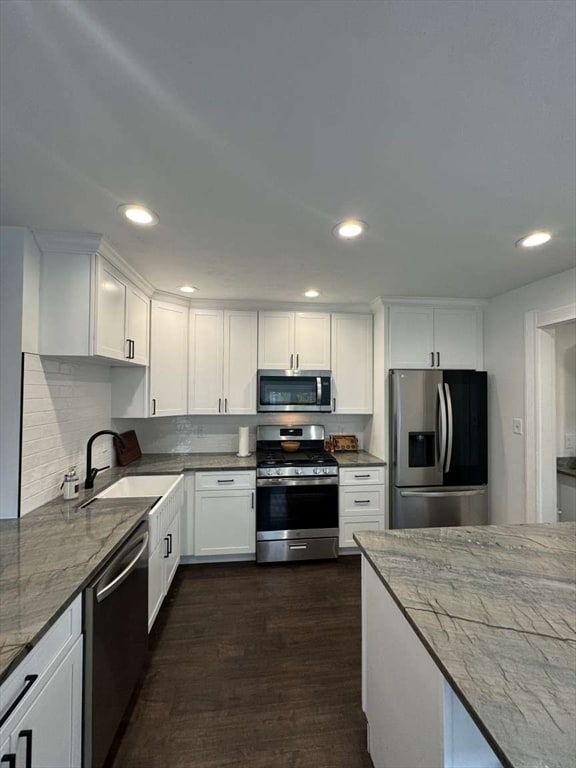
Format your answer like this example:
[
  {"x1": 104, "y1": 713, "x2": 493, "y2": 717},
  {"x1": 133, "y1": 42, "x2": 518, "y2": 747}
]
[{"x1": 85, "y1": 430, "x2": 125, "y2": 490}]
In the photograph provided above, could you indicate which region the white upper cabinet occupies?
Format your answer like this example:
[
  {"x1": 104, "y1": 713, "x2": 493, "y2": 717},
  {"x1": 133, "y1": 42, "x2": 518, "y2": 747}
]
[
  {"x1": 258, "y1": 311, "x2": 331, "y2": 370},
  {"x1": 37, "y1": 234, "x2": 151, "y2": 365},
  {"x1": 388, "y1": 305, "x2": 483, "y2": 370},
  {"x1": 94, "y1": 258, "x2": 150, "y2": 365},
  {"x1": 150, "y1": 300, "x2": 188, "y2": 417},
  {"x1": 331, "y1": 313, "x2": 373, "y2": 413},
  {"x1": 188, "y1": 309, "x2": 257, "y2": 414}
]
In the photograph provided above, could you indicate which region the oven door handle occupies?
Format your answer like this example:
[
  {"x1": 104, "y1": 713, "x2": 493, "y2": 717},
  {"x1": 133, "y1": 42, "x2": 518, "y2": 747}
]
[{"x1": 316, "y1": 377, "x2": 322, "y2": 405}]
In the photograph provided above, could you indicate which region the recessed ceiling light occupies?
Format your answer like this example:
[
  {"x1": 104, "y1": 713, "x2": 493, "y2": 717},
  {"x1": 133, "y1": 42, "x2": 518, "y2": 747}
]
[
  {"x1": 334, "y1": 219, "x2": 366, "y2": 239},
  {"x1": 118, "y1": 204, "x2": 159, "y2": 226},
  {"x1": 304, "y1": 289, "x2": 320, "y2": 298},
  {"x1": 179, "y1": 285, "x2": 198, "y2": 293},
  {"x1": 516, "y1": 231, "x2": 552, "y2": 248}
]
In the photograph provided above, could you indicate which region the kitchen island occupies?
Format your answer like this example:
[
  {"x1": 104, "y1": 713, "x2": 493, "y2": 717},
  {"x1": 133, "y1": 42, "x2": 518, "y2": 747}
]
[{"x1": 354, "y1": 523, "x2": 576, "y2": 768}]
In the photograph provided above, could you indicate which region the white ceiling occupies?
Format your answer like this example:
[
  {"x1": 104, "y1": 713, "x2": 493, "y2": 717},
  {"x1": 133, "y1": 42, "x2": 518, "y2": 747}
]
[{"x1": 1, "y1": 0, "x2": 575, "y2": 304}]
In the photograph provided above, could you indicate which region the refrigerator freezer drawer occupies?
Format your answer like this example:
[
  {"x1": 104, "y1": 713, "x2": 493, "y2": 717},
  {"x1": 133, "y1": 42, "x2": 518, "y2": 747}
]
[{"x1": 392, "y1": 486, "x2": 487, "y2": 529}]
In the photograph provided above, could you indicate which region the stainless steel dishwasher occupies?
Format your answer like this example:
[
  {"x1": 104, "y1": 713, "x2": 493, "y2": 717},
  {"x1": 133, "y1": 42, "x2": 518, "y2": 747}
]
[{"x1": 83, "y1": 520, "x2": 149, "y2": 768}]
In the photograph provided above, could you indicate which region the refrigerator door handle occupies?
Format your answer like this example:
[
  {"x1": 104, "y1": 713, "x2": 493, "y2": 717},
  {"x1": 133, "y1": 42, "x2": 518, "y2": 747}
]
[
  {"x1": 400, "y1": 490, "x2": 485, "y2": 498},
  {"x1": 444, "y1": 382, "x2": 454, "y2": 474},
  {"x1": 437, "y1": 383, "x2": 447, "y2": 471}
]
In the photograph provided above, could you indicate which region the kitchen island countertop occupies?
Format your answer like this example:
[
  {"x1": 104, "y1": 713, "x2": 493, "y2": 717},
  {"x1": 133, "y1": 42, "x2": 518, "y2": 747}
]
[{"x1": 354, "y1": 523, "x2": 576, "y2": 768}]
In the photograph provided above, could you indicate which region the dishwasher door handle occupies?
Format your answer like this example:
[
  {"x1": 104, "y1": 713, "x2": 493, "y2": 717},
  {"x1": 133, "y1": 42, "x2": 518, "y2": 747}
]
[{"x1": 96, "y1": 531, "x2": 149, "y2": 603}]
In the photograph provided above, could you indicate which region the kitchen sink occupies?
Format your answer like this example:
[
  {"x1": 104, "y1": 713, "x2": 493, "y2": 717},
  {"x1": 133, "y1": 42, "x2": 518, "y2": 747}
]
[{"x1": 94, "y1": 475, "x2": 180, "y2": 499}]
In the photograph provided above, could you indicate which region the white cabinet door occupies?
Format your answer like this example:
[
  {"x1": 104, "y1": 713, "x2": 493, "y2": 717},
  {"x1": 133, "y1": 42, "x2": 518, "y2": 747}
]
[
  {"x1": 294, "y1": 312, "x2": 331, "y2": 369},
  {"x1": 223, "y1": 311, "x2": 257, "y2": 414},
  {"x1": 188, "y1": 309, "x2": 223, "y2": 414},
  {"x1": 258, "y1": 312, "x2": 294, "y2": 369},
  {"x1": 331, "y1": 313, "x2": 373, "y2": 413},
  {"x1": 388, "y1": 306, "x2": 435, "y2": 369},
  {"x1": 164, "y1": 514, "x2": 181, "y2": 591},
  {"x1": 195, "y1": 489, "x2": 256, "y2": 556},
  {"x1": 150, "y1": 300, "x2": 188, "y2": 417},
  {"x1": 125, "y1": 285, "x2": 149, "y2": 365},
  {"x1": 7, "y1": 637, "x2": 83, "y2": 768},
  {"x1": 94, "y1": 259, "x2": 127, "y2": 361},
  {"x1": 433, "y1": 308, "x2": 481, "y2": 369},
  {"x1": 181, "y1": 474, "x2": 195, "y2": 557}
]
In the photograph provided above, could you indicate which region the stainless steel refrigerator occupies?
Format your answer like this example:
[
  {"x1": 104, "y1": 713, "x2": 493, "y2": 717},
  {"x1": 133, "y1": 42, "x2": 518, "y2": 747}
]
[{"x1": 390, "y1": 369, "x2": 488, "y2": 528}]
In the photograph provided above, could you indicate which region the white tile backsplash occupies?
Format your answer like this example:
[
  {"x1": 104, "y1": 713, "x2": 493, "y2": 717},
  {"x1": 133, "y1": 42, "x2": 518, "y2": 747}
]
[
  {"x1": 112, "y1": 413, "x2": 372, "y2": 454},
  {"x1": 20, "y1": 354, "x2": 113, "y2": 514}
]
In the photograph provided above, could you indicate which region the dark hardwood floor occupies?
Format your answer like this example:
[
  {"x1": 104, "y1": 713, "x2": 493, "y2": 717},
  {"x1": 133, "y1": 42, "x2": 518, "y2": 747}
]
[{"x1": 111, "y1": 556, "x2": 373, "y2": 768}]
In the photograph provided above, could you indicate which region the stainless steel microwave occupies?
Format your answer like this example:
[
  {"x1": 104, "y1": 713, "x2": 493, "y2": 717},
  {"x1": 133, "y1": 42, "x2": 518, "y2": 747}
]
[{"x1": 257, "y1": 370, "x2": 333, "y2": 412}]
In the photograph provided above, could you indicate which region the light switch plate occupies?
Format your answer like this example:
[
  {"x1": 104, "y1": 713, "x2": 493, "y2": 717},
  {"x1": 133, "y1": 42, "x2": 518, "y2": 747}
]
[{"x1": 512, "y1": 418, "x2": 523, "y2": 435}]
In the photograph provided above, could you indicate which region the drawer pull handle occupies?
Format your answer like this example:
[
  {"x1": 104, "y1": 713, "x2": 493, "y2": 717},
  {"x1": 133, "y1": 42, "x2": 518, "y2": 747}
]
[
  {"x1": 18, "y1": 730, "x2": 32, "y2": 768},
  {"x1": 354, "y1": 500, "x2": 371, "y2": 504},
  {"x1": 217, "y1": 479, "x2": 235, "y2": 484},
  {"x1": 354, "y1": 474, "x2": 371, "y2": 479},
  {"x1": 0, "y1": 754, "x2": 16, "y2": 767},
  {"x1": 289, "y1": 544, "x2": 308, "y2": 550},
  {"x1": 0, "y1": 675, "x2": 38, "y2": 727}
]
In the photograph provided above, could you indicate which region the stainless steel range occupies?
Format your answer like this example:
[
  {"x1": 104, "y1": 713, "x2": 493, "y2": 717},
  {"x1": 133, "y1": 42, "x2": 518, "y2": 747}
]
[{"x1": 256, "y1": 424, "x2": 339, "y2": 563}]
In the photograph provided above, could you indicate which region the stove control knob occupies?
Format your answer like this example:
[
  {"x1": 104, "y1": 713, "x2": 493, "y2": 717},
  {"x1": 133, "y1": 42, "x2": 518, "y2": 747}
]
[
  {"x1": 276, "y1": 469, "x2": 283, "y2": 476},
  {"x1": 267, "y1": 469, "x2": 274, "y2": 476},
  {"x1": 323, "y1": 468, "x2": 329, "y2": 475},
  {"x1": 295, "y1": 468, "x2": 303, "y2": 475},
  {"x1": 314, "y1": 467, "x2": 321, "y2": 475}
]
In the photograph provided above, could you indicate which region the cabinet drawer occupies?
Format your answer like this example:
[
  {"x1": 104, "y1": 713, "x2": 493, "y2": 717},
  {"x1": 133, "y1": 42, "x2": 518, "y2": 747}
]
[
  {"x1": 0, "y1": 596, "x2": 81, "y2": 729},
  {"x1": 339, "y1": 516, "x2": 385, "y2": 548},
  {"x1": 195, "y1": 471, "x2": 255, "y2": 491},
  {"x1": 340, "y1": 467, "x2": 384, "y2": 486},
  {"x1": 339, "y1": 487, "x2": 384, "y2": 515}
]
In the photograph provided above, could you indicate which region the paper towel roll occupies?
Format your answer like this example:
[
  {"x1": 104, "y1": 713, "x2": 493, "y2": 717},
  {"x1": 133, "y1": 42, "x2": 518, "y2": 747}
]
[{"x1": 237, "y1": 426, "x2": 250, "y2": 457}]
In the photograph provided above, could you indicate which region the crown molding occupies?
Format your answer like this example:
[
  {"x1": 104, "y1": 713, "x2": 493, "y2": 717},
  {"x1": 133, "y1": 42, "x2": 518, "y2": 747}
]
[
  {"x1": 33, "y1": 231, "x2": 103, "y2": 255},
  {"x1": 372, "y1": 295, "x2": 488, "y2": 308},
  {"x1": 33, "y1": 230, "x2": 155, "y2": 296},
  {"x1": 151, "y1": 290, "x2": 372, "y2": 313}
]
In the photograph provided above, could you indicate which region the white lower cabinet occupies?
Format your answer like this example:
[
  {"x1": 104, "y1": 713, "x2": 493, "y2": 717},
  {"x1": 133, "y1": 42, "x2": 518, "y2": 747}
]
[
  {"x1": 148, "y1": 476, "x2": 184, "y2": 630},
  {"x1": 194, "y1": 472, "x2": 256, "y2": 557},
  {"x1": 339, "y1": 466, "x2": 386, "y2": 549},
  {"x1": 0, "y1": 597, "x2": 83, "y2": 768}
]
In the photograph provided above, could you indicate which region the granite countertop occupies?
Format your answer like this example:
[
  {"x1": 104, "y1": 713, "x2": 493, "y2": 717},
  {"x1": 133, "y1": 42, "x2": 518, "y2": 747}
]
[
  {"x1": 0, "y1": 494, "x2": 154, "y2": 684},
  {"x1": 557, "y1": 457, "x2": 576, "y2": 478},
  {"x1": 354, "y1": 523, "x2": 576, "y2": 768},
  {"x1": 334, "y1": 450, "x2": 385, "y2": 467},
  {"x1": 114, "y1": 452, "x2": 257, "y2": 474}
]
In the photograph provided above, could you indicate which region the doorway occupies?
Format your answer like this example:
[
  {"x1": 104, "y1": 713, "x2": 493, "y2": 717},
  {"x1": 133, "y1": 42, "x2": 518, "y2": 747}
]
[{"x1": 525, "y1": 303, "x2": 576, "y2": 522}]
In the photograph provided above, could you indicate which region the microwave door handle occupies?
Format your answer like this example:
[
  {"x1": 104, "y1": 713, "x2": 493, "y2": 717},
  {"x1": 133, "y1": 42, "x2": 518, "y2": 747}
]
[
  {"x1": 437, "y1": 383, "x2": 447, "y2": 472},
  {"x1": 317, "y1": 377, "x2": 322, "y2": 405},
  {"x1": 444, "y1": 383, "x2": 453, "y2": 474}
]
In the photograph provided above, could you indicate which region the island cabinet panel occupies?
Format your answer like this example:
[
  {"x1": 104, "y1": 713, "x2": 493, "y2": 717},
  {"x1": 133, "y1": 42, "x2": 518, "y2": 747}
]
[
  {"x1": 362, "y1": 558, "x2": 503, "y2": 768},
  {"x1": 363, "y1": 558, "x2": 445, "y2": 767}
]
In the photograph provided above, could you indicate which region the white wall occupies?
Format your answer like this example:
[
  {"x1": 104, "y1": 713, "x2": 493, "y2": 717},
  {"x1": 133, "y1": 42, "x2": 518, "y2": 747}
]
[
  {"x1": 112, "y1": 412, "x2": 372, "y2": 454},
  {"x1": 555, "y1": 321, "x2": 576, "y2": 456},
  {"x1": 20, "y1": 354, "x2": 114, "y2": 515},
  {"x1": 485, "y1": 267, "x2": 576, "y2": 524},
  {"x1": 0, "y1": 227, "x2": 41, "y2": 518}
]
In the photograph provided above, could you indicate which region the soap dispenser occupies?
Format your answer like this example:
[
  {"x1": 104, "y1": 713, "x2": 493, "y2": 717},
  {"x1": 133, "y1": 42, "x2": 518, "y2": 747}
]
[{"x1": 61, "y1": 467, "x2": 80, "y2": 500}]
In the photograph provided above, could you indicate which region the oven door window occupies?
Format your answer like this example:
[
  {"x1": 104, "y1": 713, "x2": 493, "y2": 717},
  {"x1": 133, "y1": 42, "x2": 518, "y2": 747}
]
[
  {"x1": 260, "y1": 376, "x2": 318, "y2": 407},
  {"x1": 257, "y1": 483, "x2": 338, "y2": 532}
]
